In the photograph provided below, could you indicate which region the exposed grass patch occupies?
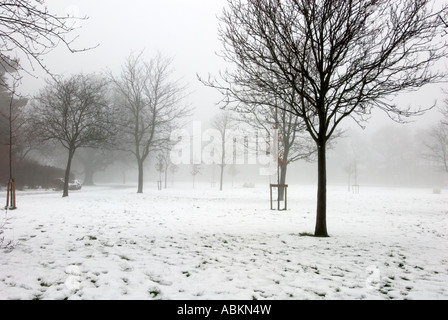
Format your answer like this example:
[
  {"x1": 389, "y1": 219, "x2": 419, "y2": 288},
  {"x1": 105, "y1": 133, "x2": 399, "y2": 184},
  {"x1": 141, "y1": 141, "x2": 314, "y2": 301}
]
[
  {"x1": 149, "y1": 288, "x2": 161, "y2": 298},
  {"x1": 119, "y1": 254, "x2": 131, "y2": 261},
  {"x1": 298, "y1": 232, "x2": 315, "y2": 237},
  {"x1": 38, "y1": 278, "x2": 51, "y2": 287}
]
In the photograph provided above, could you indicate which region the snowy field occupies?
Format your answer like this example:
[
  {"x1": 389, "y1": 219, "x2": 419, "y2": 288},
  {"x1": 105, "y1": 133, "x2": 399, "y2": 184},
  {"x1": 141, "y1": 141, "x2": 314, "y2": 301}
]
[{"x1": 0, "y1": 183, "x2": 447, "y2": 300}]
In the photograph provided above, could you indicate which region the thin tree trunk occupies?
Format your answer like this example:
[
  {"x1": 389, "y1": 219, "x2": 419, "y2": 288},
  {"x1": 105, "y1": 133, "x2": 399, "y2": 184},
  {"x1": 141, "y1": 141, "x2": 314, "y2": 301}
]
[
  {"x1": 63, "y1": 149, "x2": 75, "y2": 197},
  {"x1": 137, "y1": 160, "x2": 144, "y2": 193},
  {"x1": 164, "y1": 170, "x2": 168, "y2": 189},
  {"x1": 278, "y1": 163, "x2": 287, "y2": 201},
  {"x1": 219, "y1": 164, "x2": 224, "y2": 191},
  {"x1": 347, "y1": 173, "x2": 351, "y2": 192},
  {"x1": 315, "y1": 142, "x2": 329, "y2": 237}
]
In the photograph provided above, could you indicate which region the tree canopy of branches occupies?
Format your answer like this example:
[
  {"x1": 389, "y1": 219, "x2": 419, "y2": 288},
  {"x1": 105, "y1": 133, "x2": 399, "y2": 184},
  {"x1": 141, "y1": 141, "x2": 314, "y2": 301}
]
[
  {"x1": 207, "y1": 0, "x2": 448, "y2": 237},
  {"x1": 30, "y1": 74, "x2": 116, "y2": 197},
  {"x1": 111, "y1": 52, "x2": 191, "y2": 194},
  {"x1": 0, "y1": 0, "x2": 93, "y2": 89}
]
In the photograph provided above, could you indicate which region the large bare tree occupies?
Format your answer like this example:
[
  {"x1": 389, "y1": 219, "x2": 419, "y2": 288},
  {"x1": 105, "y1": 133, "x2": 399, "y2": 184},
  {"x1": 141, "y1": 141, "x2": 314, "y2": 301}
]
[
  {"x1": 206, "y1": 0, "x2": 448, "y2": 237},
  {"x1": 30, "y1": 74, "x2": 116, "y2": 197},
  {"x1": 111, "y1": 52, "x2": 191, "y2": 194}
]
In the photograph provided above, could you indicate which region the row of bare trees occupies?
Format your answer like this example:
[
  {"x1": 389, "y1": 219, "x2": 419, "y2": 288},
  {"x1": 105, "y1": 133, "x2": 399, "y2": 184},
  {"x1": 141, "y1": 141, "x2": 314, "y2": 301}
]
[
  {"x1": 2, "y1": 52, "x2": 190, "y2": 197},
  {"x1": 1, "y1": 0, "x2": 94, "y2": 206},
  {"x1": 1, "y1": 1, "x2": 191, "y2": 198}
]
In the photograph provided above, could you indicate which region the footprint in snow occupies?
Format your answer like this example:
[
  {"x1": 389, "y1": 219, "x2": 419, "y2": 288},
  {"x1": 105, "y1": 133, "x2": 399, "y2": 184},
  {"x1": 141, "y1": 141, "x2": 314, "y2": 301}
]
[{"x1": 64, "y1": 265, "x2": 81, "y2": 291}]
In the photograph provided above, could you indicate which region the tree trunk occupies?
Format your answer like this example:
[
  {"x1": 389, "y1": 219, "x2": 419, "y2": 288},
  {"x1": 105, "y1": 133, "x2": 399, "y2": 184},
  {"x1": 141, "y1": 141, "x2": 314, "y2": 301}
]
[
  {"x1": 314, "y1": 142, "x2": 329, "y2": 237},
  {"x1": 164, "y1": 170, "x2": 168, "y2": 189},
  {"x1": 278, "y1": 163, "x2": 287, "y2": 201},
  {"x1": 219, "y1": 164, "x2": 225, "y2": 191},
  {"x1": 63, "y1": 149, "x2": 75, "y2": 197},
  {"x1": 137, "y1": 160, "x2": 144, "y2": 193}
]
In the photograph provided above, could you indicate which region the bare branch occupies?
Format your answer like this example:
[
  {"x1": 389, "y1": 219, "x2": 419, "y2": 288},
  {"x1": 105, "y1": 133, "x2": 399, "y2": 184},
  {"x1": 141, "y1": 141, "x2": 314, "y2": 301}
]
[{"x1": 0, "y1": 0, "x2": 97, "y2": 89}]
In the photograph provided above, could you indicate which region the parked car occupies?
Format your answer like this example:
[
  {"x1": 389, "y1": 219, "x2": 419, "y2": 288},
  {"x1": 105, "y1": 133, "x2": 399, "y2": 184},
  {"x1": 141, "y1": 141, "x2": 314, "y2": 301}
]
[
  {"x1": 51, "y1": 178, "x2": 82, "y2": 191},
  {"x1": 68, "y1": 179, "x2": 82, "y2": 190}
]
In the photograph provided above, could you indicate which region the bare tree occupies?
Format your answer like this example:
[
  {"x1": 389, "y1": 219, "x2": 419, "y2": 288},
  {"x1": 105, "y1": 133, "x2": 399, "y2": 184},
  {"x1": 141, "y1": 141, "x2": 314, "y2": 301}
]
[
  {"x1": 0, "y1": 75, "x2": 26, "y2": 172},
  {"x1": 160, "y1": 149, "x2": 173, "y2": 189},
  {"x1": 191, "y1": 164, "x2": 202, "y2": 189},
  {"x1": 344, "y1": 162, "x2": 356, "y2": 192},
  {"x1": 236, "y1": 100, "x2": 316, "y2": 200},
  {"x1": 0, "y1": 0, "x2": 93, "y2": 89},
  {"x1": 0, "y1": 72, "x2": 27, "y2": 208},
  {"x1": 170, "y1": 163, "x2": 179, "y2": 187},
  {"x1": 341, "y1": 133, "x2": 369, "y2": 191},
  {"x1": 75, "y1": 147, "x2": 116, "y2": 186},
  {"x1": 442, "y1": 97, "x2": 448, "y2": 127},
  {"x1": 155, "y1": 153, "x2": 165, "y2": 189},
  {"x1": 205, "y1": 0, "x2": 447, "y2": 237},
  {"x1": 211, "y1": 110, "x2": 236, "y2": 191},
  {"x1": 424, "y1": 104, "x2": 448, "y2": 174},
  {"x1": 30, "y1": 74, "x2": 116, "y2": 197},
  {"x1": 426, "y1": 123, "x2": 448, "y2": 173},
  {"x1": 111, "y1": 52, "x2": 191, "y2": 194},
  {"x1": 155, "y1": 150, "x2": 173, "y2": 189}
]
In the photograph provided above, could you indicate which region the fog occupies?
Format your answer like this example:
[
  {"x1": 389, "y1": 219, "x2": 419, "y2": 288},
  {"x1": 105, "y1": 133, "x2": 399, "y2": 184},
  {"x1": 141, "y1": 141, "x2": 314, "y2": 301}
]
[
  {"x1": 18, "y1": 0, "x2": 227, "y2": 124},
  {"x1": 8, "y1": 0, "x2": 448, "y2": 191},
  {"x1": 3, "y1": 1, "x2": 448, "y2": 302},
  {"x1": 86, "y1": 105, "x2": 448, "y2": 191}
]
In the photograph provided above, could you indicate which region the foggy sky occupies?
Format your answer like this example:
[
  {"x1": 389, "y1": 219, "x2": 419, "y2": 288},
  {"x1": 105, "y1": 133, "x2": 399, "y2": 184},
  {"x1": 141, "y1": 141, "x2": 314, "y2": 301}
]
[
  {"x1": 19, "y1": 0, "x2": 227, "y2": 123},
  {"x1": 12, "y1": 0, "x2": 448, "y2": 188},
  {"x1": 14, "y1": 0, "x2": 445, "y2": 132}
]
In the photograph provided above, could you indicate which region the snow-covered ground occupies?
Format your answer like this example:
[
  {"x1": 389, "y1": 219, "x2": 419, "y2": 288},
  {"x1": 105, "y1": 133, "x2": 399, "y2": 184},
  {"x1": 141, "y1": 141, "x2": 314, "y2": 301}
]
[{"x1": 0, "y1": 183, "x2": 447, "y2": 300}]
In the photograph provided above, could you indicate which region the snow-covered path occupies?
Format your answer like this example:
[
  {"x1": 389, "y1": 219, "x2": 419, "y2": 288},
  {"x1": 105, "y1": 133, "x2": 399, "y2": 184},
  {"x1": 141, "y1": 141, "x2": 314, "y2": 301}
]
[{"x1": 1, "y1": 184, "x2": 447, "y2": 300}]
